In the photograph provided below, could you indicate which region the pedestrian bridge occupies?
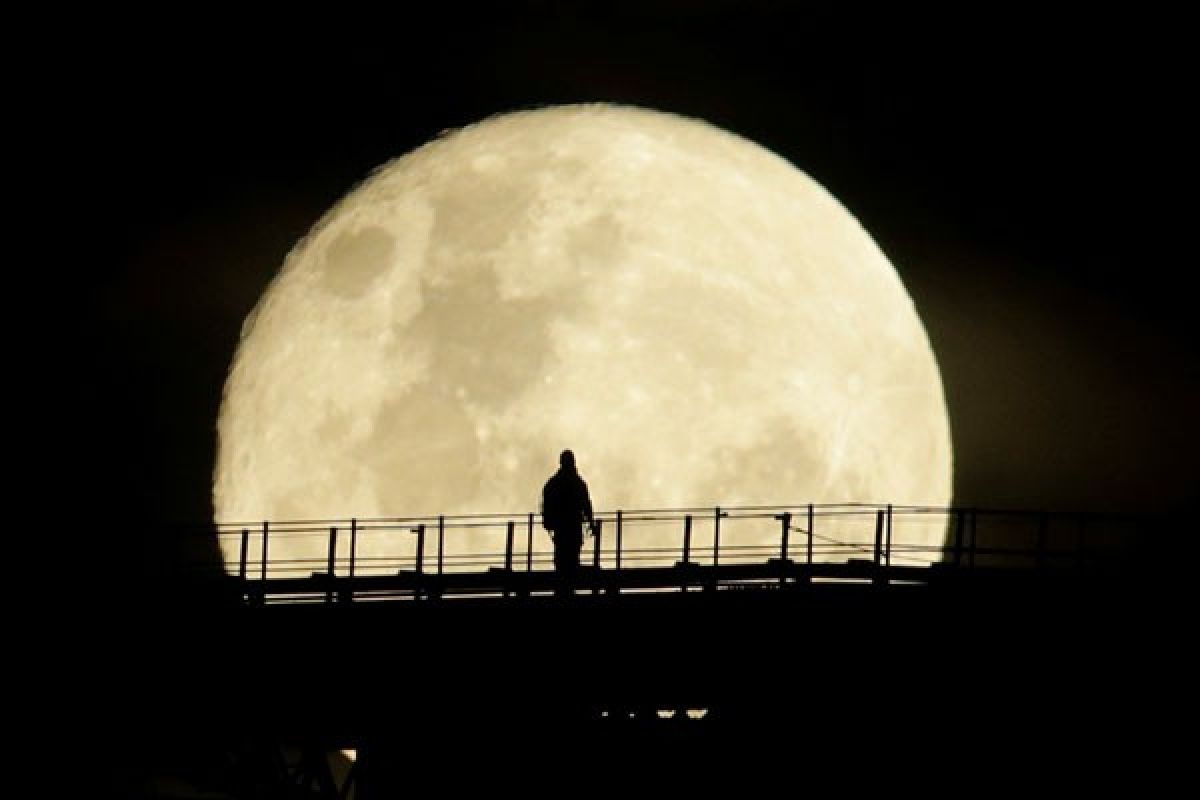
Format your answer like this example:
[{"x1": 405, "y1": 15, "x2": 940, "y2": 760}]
[
  {"x1": 112, "y1": 502, "x2": 1169, "y2": 799},
  {"x1": 208, "y1": 503, "x2": 1146, "y2": 604}
]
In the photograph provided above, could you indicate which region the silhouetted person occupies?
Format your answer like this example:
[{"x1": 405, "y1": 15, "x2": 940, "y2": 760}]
[{"x1": 541, "y1": 450, "x2": 594, "y2": 596}]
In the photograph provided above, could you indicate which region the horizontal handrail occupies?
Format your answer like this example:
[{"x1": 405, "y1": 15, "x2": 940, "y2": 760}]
[{"x1": 169, "y1": 503, "x2": 1161, "y2": 604}]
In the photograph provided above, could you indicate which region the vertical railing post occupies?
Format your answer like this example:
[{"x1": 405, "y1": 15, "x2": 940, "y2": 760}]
[
  {"x1": 592, "y1": 520, "x2": 603, "y2": 595},
  {"x1": 779, "y1": 512, "x2": 791, "y2": 561},
  {"x1": 885, "y1": 504, "x2": 893, "y2": 567},
  {"x1": 239, "y1": 529, "x2": 249, "y2": 582},
  {"x1": 505, "y1": 521, "x2": 515, "y2": 572},
  {"x1": 713, "y1": 507, "x2": 722, "y2": 567},
  {"x1": 437, "y1": 515, "x2": 445, "y2": 575},
  {"x1": 326, "y1": 527, "x2": 338, "y2": 604},
  {"x1": 505, "y1": 520, "x2": 515, "y2": 598},
  {"x1": 327, "y1": 527, "x2": 338, "y2": 577},
  {"x1": 349, "y1": 518, "x2": 357, "y2": 581},
  {"x1": 415, "y1": 524, "x2": 426, "y2": 575},
  {"x1": 680, "y1": 514, "x2": 694, "y2": 592},
  {"x1": 873, "y1": 510, "x2": 884, "y2": 567},
  {"x1": 592, "y1": 519, "x2": 602, "y2": 569},
  {"x1": 260, "y1": 521, "x2": 269, "y2": 582},
  {"x1": 412, "y1": 525, "x2": 427, "y2": 599},
  {"x1": 807, "y1": 504, "x2": 814, "y2": 567},
  {"x1": 527, "y1": 513, "x2": 534, "y2": 572},
  {"x1": 777, "y1": 512, "x2": 792, "y2": 587},
  {"x1": 615, "y1": 510, "x2": 624, "y2": 575},
  {"x1": 682, "y1": 514, "x2": 693, "y2": 565}
]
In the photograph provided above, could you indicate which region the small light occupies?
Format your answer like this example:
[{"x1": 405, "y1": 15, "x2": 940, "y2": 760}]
[
  {"x1": 686, "y1": 709, "x2": 708, "y2": 720},
  {"x1": 656, "y1": 709, "x2": 676, "y2": 719}
]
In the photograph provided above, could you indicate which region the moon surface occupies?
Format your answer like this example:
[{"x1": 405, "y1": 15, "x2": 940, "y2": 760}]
[{"x1": 214, "y1": 104, "x2": 952, "y2": 571}]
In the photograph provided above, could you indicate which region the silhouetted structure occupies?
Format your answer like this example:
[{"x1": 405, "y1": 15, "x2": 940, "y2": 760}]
[
  {"x1": 541, "y1": 449, "x2": 594, "y2": 595},
  {"x1": 102, "y1": 505, "x2": 1176, "y2": 797}
]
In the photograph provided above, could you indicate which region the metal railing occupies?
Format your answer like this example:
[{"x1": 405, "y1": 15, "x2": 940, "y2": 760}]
[{"x1": 199, "y1": 504, "x2": 1151, "y2": 603}]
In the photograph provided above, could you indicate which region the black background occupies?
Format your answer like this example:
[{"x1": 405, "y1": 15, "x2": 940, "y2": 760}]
[
  {"x1": 56, "y1": 3, "x2": 1196, "y2": 580},
  {"x1": 30, "y1": 5, "x2": 1193, "y2": 793}
]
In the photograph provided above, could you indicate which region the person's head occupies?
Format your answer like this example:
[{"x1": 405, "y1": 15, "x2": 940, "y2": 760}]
[{"x1": 559, "y1": 449, "x2": 576, "y2": 470}]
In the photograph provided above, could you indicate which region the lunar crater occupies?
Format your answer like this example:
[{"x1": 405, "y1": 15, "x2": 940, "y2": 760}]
[{"x1": 318, "y1": 226, "x2": 395, "y2": 299}]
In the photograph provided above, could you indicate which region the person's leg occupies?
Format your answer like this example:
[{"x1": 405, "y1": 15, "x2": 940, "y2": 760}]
[
  {"x1": 553, "y1": 535, "x2": 571, "y2": 597},
  {"x1": 552, "y1": 528, "x2": 584, "y2": 597},
  {"x1": 564, "y1": 534, "x2": 582, "y2": 593}
]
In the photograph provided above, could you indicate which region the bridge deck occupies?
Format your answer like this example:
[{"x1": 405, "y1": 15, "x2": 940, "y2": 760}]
[{"x1": 242, "y1": 555, "x2": 1123, "y2": 604}]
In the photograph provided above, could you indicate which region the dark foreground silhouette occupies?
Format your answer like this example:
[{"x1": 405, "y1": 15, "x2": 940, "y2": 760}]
[
  {"x1": 541, "y1": 449, "x2": 594, "y2": 596},
  {"x1": 89, "y1": 510, "x2": 1185, "y2": 797}
]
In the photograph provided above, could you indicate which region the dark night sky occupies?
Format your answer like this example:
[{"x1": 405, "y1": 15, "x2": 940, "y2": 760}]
[{"x1": 66, "y1": 4, "x2": 1195, "y2": 576}]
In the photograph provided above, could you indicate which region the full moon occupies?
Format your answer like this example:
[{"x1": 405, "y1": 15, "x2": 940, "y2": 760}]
[{"x1": 214, "y1": 104, "x2": 952, "y2": 571}]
